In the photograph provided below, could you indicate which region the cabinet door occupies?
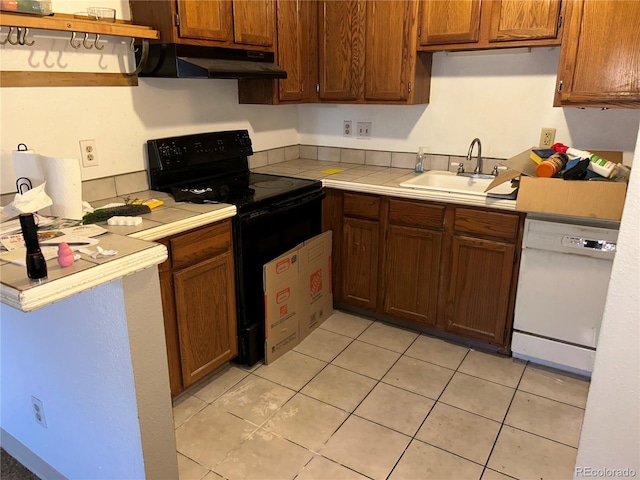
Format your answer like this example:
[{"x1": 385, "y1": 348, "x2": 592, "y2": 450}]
[
  {"x1": 318, "y1": 0, "x2": 364, "y2": 101},
  {"x1": 277, "y1": 0, "x2": 313, "y2": 102},
  {"x1": 233, "y1": 0, "x2": 276, "y2": 47},
  {"x1": 174, "y1": 252, "x2": 238, "y2": 388},
  {"x1": 342, "y1": 217, "x2": 379, "y2": 310},
  {"x1": 177, "y1": 0, "x2": 233, "y2": 42},
  {"x1": 556, "y1": 0, "x2": 640, "y2": 106},
  {"x1": 488, "y1": 0, "x2": 562, "y2": 42},
  {"x1": 419, "y1": 0, "x2": 481, "y2": 46},
  {"x1": 383, "y1": 225, "x2": 441, "y2": 326},
  {"x1": 159, "y1": 270, "x2": 183, "y2": 397},
  {"x1": 364, "y1": 0, "x2": 415, "y2": 101},
  {"x1": 444, "y1": 236, "x2": 514, "y2": 346}
]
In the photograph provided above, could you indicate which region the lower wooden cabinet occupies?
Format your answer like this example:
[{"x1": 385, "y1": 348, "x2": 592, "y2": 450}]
[
  {"x1": 342, "y1": 217, "x2": 379, "y2": 310},
  {"x1": 324, "y1": 189, "x2": 524, "y2": 350},
  {"x1": 383, "y1": 224, "x2": 441, "y2": 326},
  {"x1": 443, "y1": 236, "x2": 515, "y2": 344},
  {"x1": 158, "y1": 219, "x2": 238, "y2": 397}
]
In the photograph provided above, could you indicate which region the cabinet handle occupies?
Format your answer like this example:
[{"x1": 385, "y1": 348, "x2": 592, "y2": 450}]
[{"x1": 557, "y1": 81, "x2": 563, "y2": 94}]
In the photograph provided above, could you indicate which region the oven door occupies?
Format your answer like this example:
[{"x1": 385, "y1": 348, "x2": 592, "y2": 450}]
[{"x1": 233, "y1": 189, "x2": 325, "y2": 365}]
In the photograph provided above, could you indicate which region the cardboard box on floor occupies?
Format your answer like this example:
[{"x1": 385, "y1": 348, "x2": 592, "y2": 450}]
[
  {"x1": 263, "y1": 231, "x2": 333, "y2": 364},
  {"x1": 486, "y1": 148, "x2": 628, "y2": 221}
]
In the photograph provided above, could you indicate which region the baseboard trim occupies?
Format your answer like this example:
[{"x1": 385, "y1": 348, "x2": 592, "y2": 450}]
[{"x1": 0, "y1": 429, "x2": 67, "y2": 480}]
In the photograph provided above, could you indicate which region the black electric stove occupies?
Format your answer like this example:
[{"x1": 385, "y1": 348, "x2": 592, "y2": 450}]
[{"x1": 147, "y1": 130, "x2": 324, "y2": 366}]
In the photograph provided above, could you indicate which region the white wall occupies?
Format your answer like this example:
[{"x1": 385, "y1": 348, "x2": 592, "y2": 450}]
[
  {"x1": 298, "y1": 48, "x2": 640, "y2": 162},
  {"x1": 1, "y1": 280, "x2": 145, "y2": 479},
  {"x1": 0, "y1": 266, "x2": 178, "y2": 479},
  {"x1": 574, "y1": 125, "x2": 640, "y2": 477}
]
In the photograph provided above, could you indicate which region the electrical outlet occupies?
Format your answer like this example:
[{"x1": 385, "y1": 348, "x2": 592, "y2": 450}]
[
  {"x1": 539, "y1": 128, "x2": 556, "y2": 149},
  {"x1": 343, "y1": 120, "x2": 353, "y2": 137},
  {"x1": 357, "y1": 122, "x2": 372, "y2": 139},
  {"x1": 80, "y1": 139, "x2": 99, "y2": 167},
  {"x1": 31, "y1": 396, "x2": 47, "y2": 428}
]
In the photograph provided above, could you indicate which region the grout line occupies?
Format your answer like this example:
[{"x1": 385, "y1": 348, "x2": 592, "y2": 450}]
[{"x1": 480, "y1": 359, "x2": 528, "y2": 476}]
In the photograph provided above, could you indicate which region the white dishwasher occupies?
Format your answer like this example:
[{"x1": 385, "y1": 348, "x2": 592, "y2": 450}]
[{"x1": 512, "y1": 217, "x2": 618, "y2": 377}]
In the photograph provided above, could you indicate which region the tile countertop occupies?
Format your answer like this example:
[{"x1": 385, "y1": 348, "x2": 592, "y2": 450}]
[
  {"x1": 0, "y1": 158, "x2": 512, "y2": 312},
  {"x1": 0, "y1": 193, "x2": 236, "y2": 312},
  {"x1": 253, "y1": 159, "x2": 517, "y2": 211}
]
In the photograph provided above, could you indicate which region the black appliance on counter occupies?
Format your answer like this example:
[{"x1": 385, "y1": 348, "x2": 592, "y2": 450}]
[{"x1": 146, "y1": 130, "x2": 324, "y2": 366}]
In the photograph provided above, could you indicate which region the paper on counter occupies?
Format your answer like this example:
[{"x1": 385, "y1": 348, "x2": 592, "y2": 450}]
[{"x1": 0, "y1": 247, "x2": 58, "y2": 267}]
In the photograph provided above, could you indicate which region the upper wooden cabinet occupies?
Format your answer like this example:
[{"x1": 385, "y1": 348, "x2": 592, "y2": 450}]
[
  {"x1": 130, "y1": 0, "x2": 276, "y2": 51},
  {"x1": 238, "y1": 0, "x2": 317, "y2": 105},
  {"x1": 275, "y1": 0, "x2": 316, "y2": 102},
  {"x1": 554, "y1": 0, "x2": 640, "y2": 108},
  {"x1": 317, "y1": 0, "x2": 363, "y2": 101},
  {"x1": 418, "y1": 0, "x2": 565, "y2": 51},
  {"x1": 318, "y1": 0, "x2": 432, "y2": 104}
]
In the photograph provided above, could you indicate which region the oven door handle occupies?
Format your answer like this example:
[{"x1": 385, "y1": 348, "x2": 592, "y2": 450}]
[{"x1": 243, "y1": 189, "x2": 325, "y2": 219}]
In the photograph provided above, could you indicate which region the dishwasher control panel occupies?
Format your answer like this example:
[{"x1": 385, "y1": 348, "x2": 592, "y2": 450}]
[
  {"x1": 561, "y1": 236, "x2": 617, "y2": 253},
  {"x1": 523, "y1": 218, "x2": 618, "y2": 259}
]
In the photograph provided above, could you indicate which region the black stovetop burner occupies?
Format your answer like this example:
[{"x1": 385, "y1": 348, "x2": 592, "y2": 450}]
[{"x1": 168, "y1": 172, "x2": 317, "y2": 211}]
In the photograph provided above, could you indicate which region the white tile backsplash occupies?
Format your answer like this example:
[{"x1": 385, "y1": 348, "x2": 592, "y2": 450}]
[
  {"x1": 300, "y1": 145, "x2": 318, "y2": 159},
  {"x1": 249, "y1": 151, "x2": 269, "y2": 169},
  {"x1": 341, "y1": 149, "x2": 366, "y2": 165},
  {"x1": 392, "y1": 152, "x2": 416, "y2": 169},
  {"x1": 365, "y1": 150, "x2": 392, "y2": 167},
  {"x1": 285, "y1": 145, "x2": 300, "y2": 161},
  {"x1": 267, "y1": 148, "x2": 285, "y2": 164},
  {"x1": 82, "y1": 177, "x2": 117, "y2": 203},
  {"x1": 318, "y1": 146, "x2": 341, "y2": 162}
]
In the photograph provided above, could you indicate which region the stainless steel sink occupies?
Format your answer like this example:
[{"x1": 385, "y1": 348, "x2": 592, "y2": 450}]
[{"x1": 399, "y1": 170, "x2": 516, "y2": 197}]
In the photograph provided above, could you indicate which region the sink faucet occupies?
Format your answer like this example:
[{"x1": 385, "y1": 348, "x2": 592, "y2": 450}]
[{"x1": 467, "y1": 138, "x2": 483, "y2": 175}]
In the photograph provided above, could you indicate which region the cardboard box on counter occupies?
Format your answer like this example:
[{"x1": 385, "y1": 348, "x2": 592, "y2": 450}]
[
  {"x1": 263, "y1": 231, "x2": 333, "y2": 364},
  {"x1": 486, "y1": 148, "x2": 628, "y2": 221}
]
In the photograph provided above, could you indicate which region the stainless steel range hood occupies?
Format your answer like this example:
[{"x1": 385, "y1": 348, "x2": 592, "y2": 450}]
[{"x1": 136, "y1": 44, "x2": 287, "y2": 80}]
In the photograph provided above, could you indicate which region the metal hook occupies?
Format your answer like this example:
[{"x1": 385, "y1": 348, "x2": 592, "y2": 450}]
[
  {"x1": 94, "y1": 33, "x2": 104, "y2": 50},
  {"x1": 69, "y1": 31, "x2": 81, "y2": 49},
  {"x1": 16, "y1": 177, "x2": 33, "y2": 195},
  {"x1": 82, "y1": 32, "x2": 94, "y2": 49},
  {"x1": 21, "y1": 28, "x2": 35, "y2": 46},
  {"x1": 129, "y1": 37, "x2": 138, "y2": 53},
  {"x1": 0, "y1": 27, "x2": 9, "y2": 45},
  {"x1": 7, "y1": 26, "x2": 20, "y2": 45}
]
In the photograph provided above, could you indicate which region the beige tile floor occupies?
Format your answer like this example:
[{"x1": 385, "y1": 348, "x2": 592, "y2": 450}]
[{"x1": 173, "y1": 311, "x2": 590, "y2": 480}]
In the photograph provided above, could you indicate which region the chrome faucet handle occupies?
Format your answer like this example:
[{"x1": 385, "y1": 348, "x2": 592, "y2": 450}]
[
  {"x1": 491, "y1": 165, "x2": 499, "y2": 176},
  {"x1": 457, "y1": 163, "x2": 465, "y2": 174}
]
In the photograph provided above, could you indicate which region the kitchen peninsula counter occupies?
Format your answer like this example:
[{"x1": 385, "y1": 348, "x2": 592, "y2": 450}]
[{"x1": 0, "y1": 199, "x2": 236, "y2": 312}]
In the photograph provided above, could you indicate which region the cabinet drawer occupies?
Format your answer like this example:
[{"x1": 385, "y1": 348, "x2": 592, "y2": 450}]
[
  {"x1": 453, "y1": 208, "x2": 519, "y2": 242},
  {"x1": 388, "y1": 199, "x2": 444, "y2": 230},
  {"x1": 343, "y1": 193, "x2": 380, "y2": 220},
  {"x1": 169, "y1": 220, "x2": 232, "y2": 270}
]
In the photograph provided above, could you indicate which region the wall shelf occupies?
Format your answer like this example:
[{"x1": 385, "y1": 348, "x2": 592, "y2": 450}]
[
  {"x1": 0, "y1": 11, "x2": 159, "y2": 39},
  {"x1": 0, "y1": 11, "x2": 159, "y2": 87}
]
